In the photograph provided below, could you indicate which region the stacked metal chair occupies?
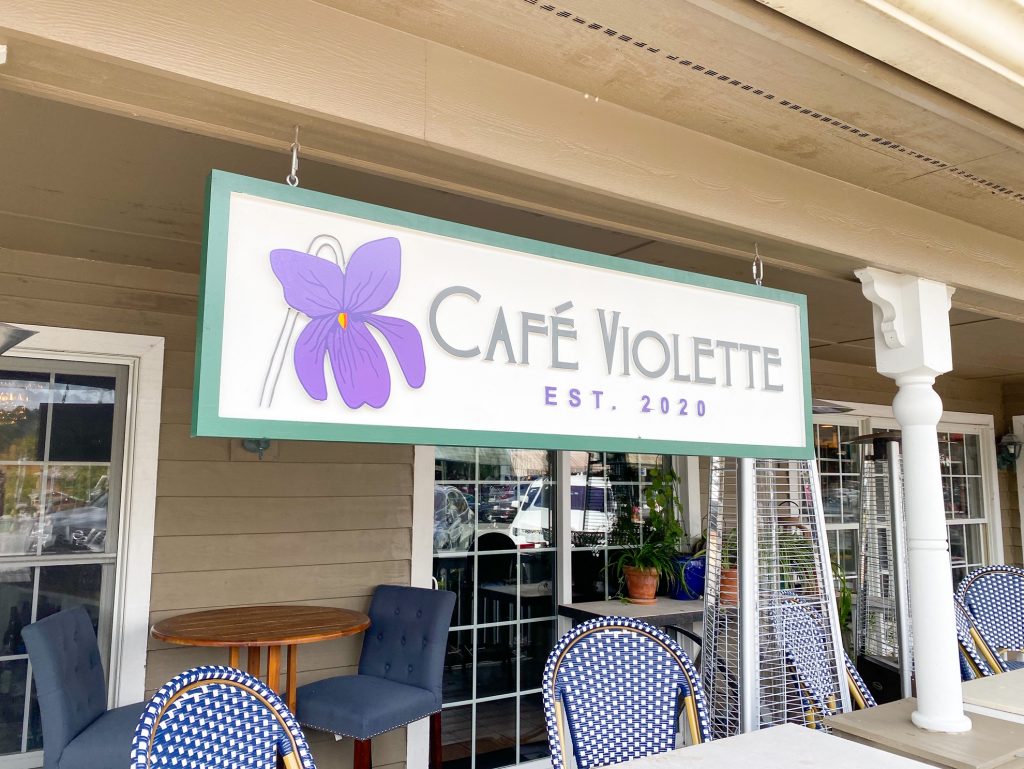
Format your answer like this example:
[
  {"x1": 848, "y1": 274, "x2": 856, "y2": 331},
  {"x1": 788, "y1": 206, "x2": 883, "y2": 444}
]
[
  {"x1": 772, "y1": 597, "x2": 876, "y2": 729},
  {"x1": 953, "y1": 598, "x2": 1005, "y2": 680},
  {"x1": 956, "y1": 565, "x2": 1024, "y2": 674},
  {"x1": 131, "y1": 666, "x2": 315, "y2": 769},
  {"x1": 542, "y1": 617, "x2": 710, "y2": 769}
]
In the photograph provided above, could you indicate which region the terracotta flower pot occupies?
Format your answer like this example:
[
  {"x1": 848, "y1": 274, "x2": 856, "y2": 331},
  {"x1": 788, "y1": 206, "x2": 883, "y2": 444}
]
[
  {"x1": 719, "y1": 567, "x2": 739, "y2": 605},
  {"x1": 623, "y1": 565, "x2": 659, "y2": 605}
]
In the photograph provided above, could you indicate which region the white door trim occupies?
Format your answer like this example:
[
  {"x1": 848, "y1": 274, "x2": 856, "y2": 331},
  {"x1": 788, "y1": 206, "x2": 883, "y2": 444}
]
[{"x1": 5, "y1": 323, "x2": 164, "y2": 706}]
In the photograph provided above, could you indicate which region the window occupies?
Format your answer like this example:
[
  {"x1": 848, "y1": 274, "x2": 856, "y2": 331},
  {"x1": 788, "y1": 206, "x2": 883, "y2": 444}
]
[
  {"x1": 0, "y1": 361, "x2": 126, "y2": 761},
  {"x1": 814, "y1": 409, "x2": 1001, "y2": 594},
  {"x1": 430, "y1": 449, "x2": 675, "y2": 769}
]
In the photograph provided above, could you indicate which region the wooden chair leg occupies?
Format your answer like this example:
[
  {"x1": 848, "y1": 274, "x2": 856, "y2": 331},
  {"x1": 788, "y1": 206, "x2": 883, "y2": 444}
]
[
  {"x1": 430, "y1": 712, "x2": 442, "y2": 769},
  {"x1": 354, "y1": 738, "x2": 372, "y2": 769}
]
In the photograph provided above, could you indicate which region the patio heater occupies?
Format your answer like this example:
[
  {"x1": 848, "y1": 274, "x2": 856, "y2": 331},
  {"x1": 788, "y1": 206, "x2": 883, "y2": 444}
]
[
  {"x1": 702, "y1": 457, "x2": 850, "y2": 738},
  {"x1": 851, "y1": 431, "x2": 913, "y2": 703}
]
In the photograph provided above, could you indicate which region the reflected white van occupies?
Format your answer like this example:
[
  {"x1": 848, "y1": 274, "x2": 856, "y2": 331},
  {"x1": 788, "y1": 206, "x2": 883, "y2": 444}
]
[{"x1": 508, "y1": 474, "x2": 614, "y2": 547}]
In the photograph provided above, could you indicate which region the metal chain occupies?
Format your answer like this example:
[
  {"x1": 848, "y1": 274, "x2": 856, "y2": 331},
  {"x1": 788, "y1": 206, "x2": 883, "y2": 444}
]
[
  {"x1": 286, "y1": 125, "x2": 300, "y2": 187},
  {"x1": 752, "y1": 243, "x2": 764, "y2": 286}
]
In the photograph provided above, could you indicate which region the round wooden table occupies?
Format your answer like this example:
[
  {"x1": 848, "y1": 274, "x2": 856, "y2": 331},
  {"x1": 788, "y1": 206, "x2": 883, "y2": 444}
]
[{"x1": 151, "y1": 605, "x2": 370, "y2": 711}]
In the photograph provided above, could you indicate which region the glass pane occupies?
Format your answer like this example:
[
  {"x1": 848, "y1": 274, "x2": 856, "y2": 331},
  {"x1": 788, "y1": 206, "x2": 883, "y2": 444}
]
[
  {"x1": 949, "y1": 477, "x2": 966, "y2": 519},
  {"x1": 435, "y1": 448, "x2": 475, "y2": 483},
  {"x1": 476, "y1": 554, "x2": 516, "y2": 625},
  {"x1": 0, "y1": 566, "x2": 33, "y2": 655},
  {"x1": 519, "y1": 620, "x2": 556, "y2": 691},
  {"x1": 949, "y1": 526, "x2": 966, "y2": 570},
  {"x1": 965, "y1": 434, "x2": 981, "y2": 475},
  {"x1": 570, "y1": 547, "x2": 607, "y2": 602},
  {"x1": 519, "y1": 551, "x2": 555, "y2": 620},
  {"x1": 439, "y1": 704, "x2": 472, "y2": 768},
  {"x1": 520, "y1": 693, "x2": 549, "y2": 762},
  {"x1": 47, "y1": 375, "x2": 116, "y2": 462},
  {"x1": 42, "y1": 466, "x2": 110, "y2": 555},
  {"x1": 966, "y1": 477, "x2": 984, "y2": 520},
  {"x1": 0, "y1": 465, "x2": 43, "y2": 557},
  {"x1": 817, "y1": 424, "x2": 839, "y2": 461},
  {"x1": 0, "y1": 659, "x2": 28, "y2": 755},
  {"x1": 946, "y1": 434, "x2": 965, "y2": 474},
  {"x1": 0, "y1": 373, "x2": 50, "y2": 462},
  {"x1": 475, "y1": 626, "x2": 515, "y2": 699},
  {"x1": 442, "y1": 629, "x2": 472, "y2": 705},
  {"x1": 475, "y1": 698, "x2": 517, "y2": 769},
  {"x1": 964, "y1": 524, "x2": 984, "y2": 568},
  {"x1": 26, "y1": 685, "x2": 41, "y2": 751},
  {"x1": 433, "y1": 485, "x2": 475, "y2": 554},
  {"x1": 37, "y1": 564, "x2": 103, "y2": 627}
]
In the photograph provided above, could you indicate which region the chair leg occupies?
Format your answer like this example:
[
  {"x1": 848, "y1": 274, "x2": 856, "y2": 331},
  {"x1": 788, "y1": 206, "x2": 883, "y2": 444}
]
[
  {"x1": 354, "y1": 738, "x2": 372, "y2": 769},
  {"x1": 430, "y1": 711, "x2": 442, "y2": 769}
]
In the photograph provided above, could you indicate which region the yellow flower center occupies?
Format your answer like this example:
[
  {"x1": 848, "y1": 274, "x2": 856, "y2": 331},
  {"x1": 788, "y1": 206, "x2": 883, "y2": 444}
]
[{"x1": 337, "y1": 312, "x2": 348, "y2": 329}]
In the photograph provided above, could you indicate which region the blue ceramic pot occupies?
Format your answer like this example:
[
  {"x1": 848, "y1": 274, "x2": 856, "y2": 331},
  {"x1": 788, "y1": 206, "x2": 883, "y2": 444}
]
[{"x1": 672, "y1": 555, "x2": 707, "y2": 599}]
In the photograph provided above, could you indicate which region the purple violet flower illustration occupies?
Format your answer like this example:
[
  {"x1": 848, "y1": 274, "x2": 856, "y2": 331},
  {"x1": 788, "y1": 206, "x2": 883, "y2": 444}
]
[{"x1": 269, "y1": 237, "x2": 426, "y2": 408}]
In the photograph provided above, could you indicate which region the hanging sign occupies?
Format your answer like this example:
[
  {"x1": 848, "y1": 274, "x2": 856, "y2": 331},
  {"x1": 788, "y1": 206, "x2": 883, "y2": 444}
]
[{"x1": 194, "y1": 171, "x2": 813, "y2": 458}]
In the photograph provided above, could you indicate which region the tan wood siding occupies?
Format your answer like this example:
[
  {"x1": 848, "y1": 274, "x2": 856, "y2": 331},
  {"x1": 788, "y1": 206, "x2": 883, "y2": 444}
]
[{"x1": 0, "y1": 246, "x2": 413, "y2": 769}]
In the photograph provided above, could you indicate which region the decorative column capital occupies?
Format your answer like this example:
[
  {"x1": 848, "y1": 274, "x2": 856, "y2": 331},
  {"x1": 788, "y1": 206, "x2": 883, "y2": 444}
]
[{"x1": 856, "y1": 267, "x2": 954, "y2": 380}]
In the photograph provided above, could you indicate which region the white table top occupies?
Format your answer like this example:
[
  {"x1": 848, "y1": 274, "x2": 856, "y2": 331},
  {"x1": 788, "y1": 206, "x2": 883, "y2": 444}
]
[
  {"x1": 963, "y1": 668, "x2": 1024, "y2": 717},
  {"x1": 617, "y1": 724, "x2": 935, "y2": 769}
]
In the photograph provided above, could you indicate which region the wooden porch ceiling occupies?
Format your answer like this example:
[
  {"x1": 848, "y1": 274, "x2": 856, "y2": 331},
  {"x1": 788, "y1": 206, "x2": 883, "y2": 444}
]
[{"x1": 0, "y1": 89, "x2": 1022, "y2": 384}]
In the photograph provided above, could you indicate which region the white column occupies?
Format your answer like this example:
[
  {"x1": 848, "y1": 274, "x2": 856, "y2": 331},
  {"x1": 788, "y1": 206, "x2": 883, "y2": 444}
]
[{"x1": 857, "y1": 267, "x2": 970, "y2": 732}]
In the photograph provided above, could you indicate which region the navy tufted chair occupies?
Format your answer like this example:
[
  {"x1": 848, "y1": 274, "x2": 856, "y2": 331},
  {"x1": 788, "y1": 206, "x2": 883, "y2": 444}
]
[
  {"x1": 296, "y1": 585, "x2": 456, "y2": 769},
  {"x1": 22, "y1": 607, "x2": 145, "y2": 769}
]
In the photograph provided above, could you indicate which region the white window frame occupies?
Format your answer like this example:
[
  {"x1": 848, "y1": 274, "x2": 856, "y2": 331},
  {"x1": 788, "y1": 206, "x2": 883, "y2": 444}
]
[{"x1": 4, "y1": 324, "x2": 163, "y2": 712}]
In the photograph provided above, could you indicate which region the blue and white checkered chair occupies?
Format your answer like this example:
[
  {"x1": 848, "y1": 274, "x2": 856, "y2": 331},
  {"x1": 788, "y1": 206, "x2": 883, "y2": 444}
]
[
  {"x1": 954, "y1": 596, "x2": 1006, "y2": 680},
  {"x1": 542, "y1": 617, "x2": 710, "y2": 769},
  {"x1": 131, "y1": 666, "x2": 315, "y2": 769},
  {"x1": 843, "y1": 654, "x2": 877, "y2": 710},
  {"x1": 956, "y1": 565, "x2": 1024, "y2": 673},
  {"x1": 772, "y1": 598, "x2": 866, "y2": 728}
]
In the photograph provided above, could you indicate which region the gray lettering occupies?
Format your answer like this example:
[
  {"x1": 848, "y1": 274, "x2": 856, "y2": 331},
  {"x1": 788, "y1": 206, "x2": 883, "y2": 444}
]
[
  {"x1": 671, "y1": 334, "x2": 690, "y2": 382},
  {"x1": 693, "y1": 337, "x2": 716, "y2": 385},
  {"x1": 763, "y1": 347, "x2": 784, "y2": 391},
  {"x1": 484, "y1": 307, "x2": 517, "y2": 363},
  {"x1": 716, "y1": 340, "x2": 739, "y2": 386},
  {"x1": 631, "y1": 330, "x2": 670, "y2": 379},
  {"x1": 429, "y1": 286, "x2": 481, "y2": 358},
  {"x1": 520, "y1": 312, "x2": 547, "y2": 365},
  {"x1": 597, "y1": 309, "x2": 620, "y2": 375},
  {"x1": 739, "y1": 344, "x2": 761, "y2": 389},
  {"x1": 550, "y1": 302, "x2": 578, "y2": 370},
  {"x1": 621, "y1": 327, "x2": 631, "y2": 376}
]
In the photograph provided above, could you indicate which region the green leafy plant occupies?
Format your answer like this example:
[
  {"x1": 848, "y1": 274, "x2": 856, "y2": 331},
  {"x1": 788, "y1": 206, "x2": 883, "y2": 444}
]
[
  {"x1": 610, "y1": 467, "x2": 685, "y2": 588},
  {"x1": 831, "y1": 557, "x2": 855, "y2": 654}
]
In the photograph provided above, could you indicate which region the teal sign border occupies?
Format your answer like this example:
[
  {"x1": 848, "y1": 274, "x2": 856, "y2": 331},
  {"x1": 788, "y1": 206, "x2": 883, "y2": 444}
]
[{"x1": 193, "y1": 170, "x2": 814, "y2": 459}]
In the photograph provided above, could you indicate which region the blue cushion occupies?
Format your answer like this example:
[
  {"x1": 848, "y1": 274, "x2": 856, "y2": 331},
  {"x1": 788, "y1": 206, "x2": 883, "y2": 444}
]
[
  {"x1": 296, "y1": 675, "x2": 439, "y2": 739},
  {"x1": 22, "y1": 608, "x2": 108, "y2": 769},
  {"x1": 357, "y1": 585, "x2": 455, "y2": 700},
  {"x1": 59, "y1": 702, "x2": 145, "y2": 769}
]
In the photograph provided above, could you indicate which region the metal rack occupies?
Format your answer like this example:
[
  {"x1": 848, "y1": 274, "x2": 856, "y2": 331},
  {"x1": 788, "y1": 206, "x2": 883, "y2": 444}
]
[{"x1": 702, "y1": 457, "x2": 850, "y2": 737}]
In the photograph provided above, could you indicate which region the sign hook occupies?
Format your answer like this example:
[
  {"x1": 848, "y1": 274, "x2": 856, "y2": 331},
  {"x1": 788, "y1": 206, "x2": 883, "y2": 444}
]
[
  {"x1": 752, "y1": 243, "x2": 764, "y2": 287},
  {"x1": 286, "y1": 125, "x2": 301, "y2": 187}
]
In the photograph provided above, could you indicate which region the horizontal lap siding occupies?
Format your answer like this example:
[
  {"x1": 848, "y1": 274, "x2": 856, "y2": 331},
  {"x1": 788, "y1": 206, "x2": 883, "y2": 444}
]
[{"x1": 0, "y1": 247, "x2": 413, "y2": 768}]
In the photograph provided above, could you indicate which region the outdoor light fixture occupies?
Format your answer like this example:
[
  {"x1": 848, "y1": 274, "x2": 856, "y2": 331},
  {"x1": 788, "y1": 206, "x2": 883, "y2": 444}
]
[
  {"x1": 996, "y1": 433, "x2": 1023, "y2": 470},
  {"x1": 241, "y1": 438, "x2": 271, "y2": 460},
  {"x1": 0, "y1": 323, "x2": 37, "y2": 356}
]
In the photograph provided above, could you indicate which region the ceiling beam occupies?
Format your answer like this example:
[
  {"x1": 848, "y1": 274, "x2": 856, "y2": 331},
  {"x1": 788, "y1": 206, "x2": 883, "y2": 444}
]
[{"x1": 1, "y1": 0, "x2": 1023, "y2": 320}]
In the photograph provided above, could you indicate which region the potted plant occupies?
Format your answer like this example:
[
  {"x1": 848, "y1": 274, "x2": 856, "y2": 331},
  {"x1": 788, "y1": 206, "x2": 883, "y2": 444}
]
[
  {"x1": 610, "y1": 467, "x2": 685, "y2": 604},
  {"x1": 673, "y1": 529, "x2": 707, "y2": 600}
]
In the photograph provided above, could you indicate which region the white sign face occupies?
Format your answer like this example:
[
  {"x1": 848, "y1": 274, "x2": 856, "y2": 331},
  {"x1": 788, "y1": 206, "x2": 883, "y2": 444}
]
[{"x1": 195, "y1": 172, "x2": 812, "y2": 458}]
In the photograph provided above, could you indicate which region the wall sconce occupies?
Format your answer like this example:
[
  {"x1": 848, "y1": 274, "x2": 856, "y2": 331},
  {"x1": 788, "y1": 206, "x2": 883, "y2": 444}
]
[
  {"x1": 241, "y1": 438, "x2": 271, "y2": 461},
  {"x1": 997, "y1": 433, "x2": 1023, "y2": 470}
]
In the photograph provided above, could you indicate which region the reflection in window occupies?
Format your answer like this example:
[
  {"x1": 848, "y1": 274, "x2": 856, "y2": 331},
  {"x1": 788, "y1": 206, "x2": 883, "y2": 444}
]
[{"x1": 0, "y1": 366, "x2": 123, "y2": 761}]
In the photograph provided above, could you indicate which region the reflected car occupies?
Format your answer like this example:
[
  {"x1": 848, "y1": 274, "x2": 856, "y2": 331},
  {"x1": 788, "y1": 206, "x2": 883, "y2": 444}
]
[
  {"x1": 434, "y1": 485, "x2": 475, "y2": 552},
  {"x1": 41, "y1": 491, "x2": 108, "y2": 553}
]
